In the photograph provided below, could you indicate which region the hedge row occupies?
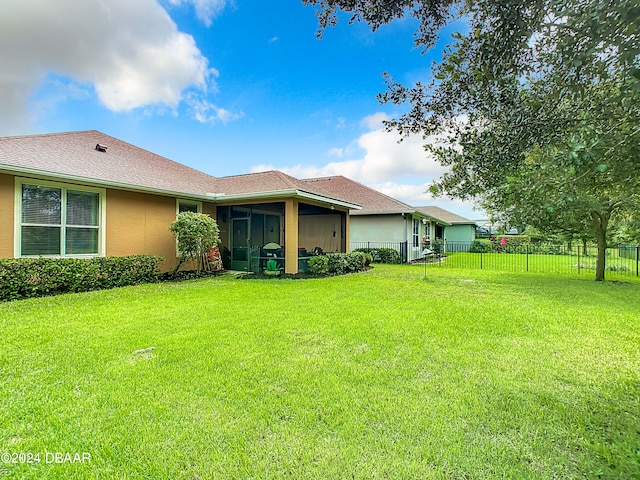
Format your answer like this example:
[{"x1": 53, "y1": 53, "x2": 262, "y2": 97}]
[
  {"x1": 308, "y1": 251, "x2": 372, "y2": 275},
  {"x1": 469, "y1": 239, "x2": 493, "y2": 253},
  {"x1": 0, "y1": 256, "x2": 163, "y2": 301},
  {"x1": 352, "y1": 247, "x2": 401, "y2": 264},
  {"x1": 470, "y1": 238, "x2": 577, "y2": 255}
]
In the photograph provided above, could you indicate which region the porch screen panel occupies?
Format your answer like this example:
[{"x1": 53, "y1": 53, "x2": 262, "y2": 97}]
[{"x1": 298, "y1": 214, "x2": 340, "y2": 253}]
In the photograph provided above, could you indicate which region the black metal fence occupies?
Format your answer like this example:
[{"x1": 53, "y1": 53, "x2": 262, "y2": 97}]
[
  {"x1": 351, "y1": 241, "x2": 411, "y2": 263},
  {"x1": 350, "y1": 241, "x2": 640, "y2": 278}
]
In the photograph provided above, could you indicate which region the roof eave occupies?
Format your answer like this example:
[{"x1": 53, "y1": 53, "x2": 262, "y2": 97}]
[
  {"x1": 420, "y1": 215, "x2": 452, "y2": 226},
  {"x1": 350, "y1": 209, "x2": 416, "y2": 216},
  {"x1": 1, "y1": 164, "x2": 210, "y2": 200},
  {"x1": 207, "y1": 189, "x2": 361, "y2": 210},
  {"x1": 2, "y1": 164, "x2": 362, "y2": 210}
]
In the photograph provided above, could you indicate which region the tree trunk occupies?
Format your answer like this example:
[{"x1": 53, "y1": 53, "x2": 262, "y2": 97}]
[{"x1": 590, "y1": 211, "x2": 610, "y2": 282}]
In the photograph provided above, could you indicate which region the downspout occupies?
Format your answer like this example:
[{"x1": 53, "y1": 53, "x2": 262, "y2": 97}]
[
  {"x1": 402, "y1": 213, "x2": 408, "y2": 263},
  {"x1": 402, "y1": 213, "x2": 408, "y2": 243}
]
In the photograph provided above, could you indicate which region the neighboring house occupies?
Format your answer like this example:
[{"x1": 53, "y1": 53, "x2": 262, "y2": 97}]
[
  {"x1": 415, "y1": 206, "x2": 478, "y2": 250},
  {"x1": 0, "y1": 130, "x2": 359, "y2": 274},
  {"x1": 474, "y1": 220, "x2": 520, "y2": 237},
  {"x1": 302, "y1": 176, "x2": 451, "y2": 262}
]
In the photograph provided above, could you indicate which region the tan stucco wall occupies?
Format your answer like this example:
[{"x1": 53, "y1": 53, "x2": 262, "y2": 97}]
[
  {"x1": 0, "y1": 173, "x2": 15, "y2": 258},
  {"x1": 284, "y1": 198, "x2": 299, "y2": 274},
  {"x1": 202, "y1": 202, "x2": 216, "y2": 218},
  {"x1": 106, "y1": 189, "x2": 179, "y2": 271}
]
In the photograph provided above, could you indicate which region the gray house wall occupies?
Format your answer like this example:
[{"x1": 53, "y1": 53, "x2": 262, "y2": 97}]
[
  {"x1": 349, "y1": 213, "x2": 432, "y2": 262},
  {"x1": 350, "y1": 214, "x2": 407, "y2": 243},
  {"x1": 445, "y1": 224, "x2": 476, "y2": 244}
]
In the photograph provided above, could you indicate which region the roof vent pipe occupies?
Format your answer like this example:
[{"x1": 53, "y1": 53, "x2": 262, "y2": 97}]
[{"x1": 95, "y1": 144, "x2": 107, "y2": 152}]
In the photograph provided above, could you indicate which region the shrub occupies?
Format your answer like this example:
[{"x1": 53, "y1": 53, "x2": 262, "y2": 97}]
[
  {"x1": 491, "y1": 235, "x2": 547, "y2": 254},
  {"x1": 0, "y1": 256, "x2": 163, "y2": 302},
  {"x1": 503, "y1": 235, "x2": 531, "y2": 248},
  {"x1": 533, "y1": 243, "x2": 568, "y2": 255},
  {"x1": 469, "y1": 239, "x2": 493, "y2": 253},
  {"x1": 344, "y1": 251, "x2": 368, "y2": 272},
  {"x1": 326, "y1": 253, "x2": 349, "y2": 274},
  {"x1": 575, "y1": 262, "x2": 630, "y2": 273},
  {"x1": 606, "y1": 264, "x2": 630, "y2": 272},
  {"x1": 353, "y1": 247, "x2": 401, "y2": 264},
  {"x1": 308, "y1": 255, "x2": 329, "y2": 274},
  {"x1": 431, "y1": 239, "x2": 445, "y2": 255},
  {"x1": 308, "y1": 252, "x2": 369, "y2": 275},
  {"x1": 169, "y1": 212, "x2": 220, "y2": 272}
]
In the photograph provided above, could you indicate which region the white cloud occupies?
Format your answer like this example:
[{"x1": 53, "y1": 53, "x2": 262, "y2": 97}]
[
  {"x1": 0, "y1": 0, "x2": 233, "y2": 132},
  {"x1": 328, "y1": 147, "x2": 344, "y2": 157},
  {"x1": 259, "y1": 112, "x2": 448, "y2": 183},
  {"x1": 188, "y1": 96, "x2": 244, "y2": 124},
  {"x1": 360, "y1": 112, "x2": 389, "y2": 130},
  {"x1": 250, "y1": 111, "x2": 480, "y2": 218},
  {"x1": 167, "y1": 0, "x2": 228, "y2": 26}
]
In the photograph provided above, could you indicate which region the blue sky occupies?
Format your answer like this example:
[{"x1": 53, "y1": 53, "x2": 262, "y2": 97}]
[{"x1": 1, "y1": 0, "x2": 481, "y2": 218}]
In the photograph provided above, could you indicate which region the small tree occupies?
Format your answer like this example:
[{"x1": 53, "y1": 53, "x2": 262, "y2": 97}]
[{"x1": 169, "y1": 212, "x2": 220, "y2": 273}]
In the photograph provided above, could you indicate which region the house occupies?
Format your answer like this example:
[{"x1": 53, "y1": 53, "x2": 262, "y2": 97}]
[
  {"x1": 0, "y1": 130, "x2": 359, "y2": 274},
  {"x1": 302, "y1": 176, "x2": 451, "y2": 262},
  {"x1": 415, "y1": 206, "x2": 478, "y2": 251}
]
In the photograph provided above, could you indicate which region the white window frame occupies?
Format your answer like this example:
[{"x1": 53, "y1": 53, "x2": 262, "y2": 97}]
[
  {"x1": 175, "y1": 199, "x2": 203, "y2": 257},
  {"x1": 14, "y1": 178, "x2": 106, "y2": 258},
  {"x1": 176, "y1": 199, "x2": 202, "y2": 215}
]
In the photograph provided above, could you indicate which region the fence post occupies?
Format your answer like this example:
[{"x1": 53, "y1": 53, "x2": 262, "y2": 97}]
[
  {"x1": 480, "y1": 251, "x2": 483, "y2": 270},
  {"x1": 577, "y1": 245, "x2": 581, "y2": 275},
  {"x1": 636, "y1": 245, "x2": 639, "y2": 277},
  {"x1": 526, "y1": 243, "x2": 529, "y2": 272}
]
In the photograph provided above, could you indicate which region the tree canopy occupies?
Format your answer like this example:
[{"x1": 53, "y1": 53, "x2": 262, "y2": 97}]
[{"x1": 304, "y1": 0, "x2": 640, "y2": 280}]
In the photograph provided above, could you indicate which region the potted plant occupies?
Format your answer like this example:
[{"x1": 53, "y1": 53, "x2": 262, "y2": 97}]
[{"x1": 264, "y1": 259, "x2": 281, "y2": 276}]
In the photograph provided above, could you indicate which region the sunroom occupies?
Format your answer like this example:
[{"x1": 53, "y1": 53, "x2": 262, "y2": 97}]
[{"x1": 214, "y1": 196, "x2": 355, "y2": 274}]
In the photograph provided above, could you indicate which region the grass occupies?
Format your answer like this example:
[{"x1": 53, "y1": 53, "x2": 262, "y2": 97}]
[
  {"x1": 437, "y1": 251, "x2": 639, "y2": 277},
  {"x1": 1, "y1": 265, "x2": 639, "y2": 479}
]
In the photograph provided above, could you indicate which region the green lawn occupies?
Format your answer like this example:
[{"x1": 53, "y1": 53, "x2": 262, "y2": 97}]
[
  {"x1": 437, "y1": 251, "x2": 639, "y2": 277},
  {"x1": 1, "y1": 266, "x2": 638, "y2": 479}
]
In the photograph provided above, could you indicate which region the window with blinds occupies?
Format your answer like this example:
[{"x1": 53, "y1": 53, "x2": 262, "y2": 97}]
[{"x1": 20, "y1": 183, "x2": 102, "y2": 256}]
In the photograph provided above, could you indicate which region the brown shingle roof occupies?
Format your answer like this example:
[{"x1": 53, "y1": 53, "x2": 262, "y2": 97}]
[
  {"x1": 302, "y1": 175, "x2": 413, "y2": 214},
  {"x1": 0, "y1": 131, "x2": 361, "y2": 209},
  {"x1": 216, "y1": 170, "x2": 327, "y2": 196},
  {"x1": 212, "y1": 171, "x2": 361, "y2": 208},
  {"x1": 0, "y1": 130, "x2": 218, "y2": 197},
  {"x1": 415, "y1": 206, "x2": 475, "y2": 224}
]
